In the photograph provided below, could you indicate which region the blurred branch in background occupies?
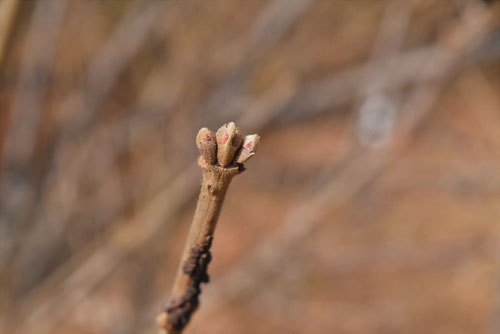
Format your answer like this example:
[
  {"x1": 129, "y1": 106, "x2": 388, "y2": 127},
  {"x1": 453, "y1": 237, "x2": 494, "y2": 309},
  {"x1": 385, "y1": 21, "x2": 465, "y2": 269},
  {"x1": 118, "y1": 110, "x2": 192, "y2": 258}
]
[
  {"x1": 1, "y1": 0, "x2": 169, "y2": 330},
  {"x1": 192, "y1": 0, "x2": 497, "y2": 330},
  {"x1": 2, "y1": 0, "x2": 68, "y2": 245},
  {"x1": 1, "y1": 0, "x2": 69, "y2": 307},
  {"x1": 0, "y1": 0, "x2": 18, "y2": 68},
  {"x1": 355, "y1": 0, "x2": 413, "y2": 147},
  {"x1": 197, "y1": 0, "x2": 315, "y2": 126},
  {"x1": 8, "y1": 0, "x2": 169, "y2": 290}
]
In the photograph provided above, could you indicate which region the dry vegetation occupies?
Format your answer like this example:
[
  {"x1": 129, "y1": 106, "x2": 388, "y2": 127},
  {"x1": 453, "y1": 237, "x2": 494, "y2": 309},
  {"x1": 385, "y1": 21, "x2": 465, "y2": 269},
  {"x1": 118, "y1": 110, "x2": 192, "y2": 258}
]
[{"x1": 1, "y1": 0, "x2": 500, "y2": 333}]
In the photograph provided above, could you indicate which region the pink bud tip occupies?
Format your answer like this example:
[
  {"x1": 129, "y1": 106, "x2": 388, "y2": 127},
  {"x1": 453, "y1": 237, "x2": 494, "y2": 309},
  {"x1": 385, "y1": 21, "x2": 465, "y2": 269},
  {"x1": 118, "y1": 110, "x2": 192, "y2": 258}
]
[{"x1": 236, "y1": 134, "x2": 260, "y2": 163}]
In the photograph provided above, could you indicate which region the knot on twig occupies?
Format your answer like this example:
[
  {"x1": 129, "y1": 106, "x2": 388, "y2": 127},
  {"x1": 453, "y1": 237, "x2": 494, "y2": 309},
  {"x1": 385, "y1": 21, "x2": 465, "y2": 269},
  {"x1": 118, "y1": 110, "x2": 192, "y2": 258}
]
[
  {"x1": 163, "y1": 236, "x2": 214, "y2": 332},
  {"x1": 182, "y1": 235, "x2": 212, "y2": 282},
  {"x1": 196, "y1": 122, "x2": 260, "y2": 168}
]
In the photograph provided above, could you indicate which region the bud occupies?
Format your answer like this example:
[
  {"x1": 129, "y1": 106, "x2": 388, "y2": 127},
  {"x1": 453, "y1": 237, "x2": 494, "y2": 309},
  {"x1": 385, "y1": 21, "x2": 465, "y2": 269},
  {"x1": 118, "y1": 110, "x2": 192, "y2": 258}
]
[
  {"x1": 216, "y1": 122, "x2": 243, "y2": 167},
  {"x1": 236, "y1": 134, "x2": 260, "y2": 163},
  {"x1": 196, "y1": 127, "x2": 217, "y2": 165}
]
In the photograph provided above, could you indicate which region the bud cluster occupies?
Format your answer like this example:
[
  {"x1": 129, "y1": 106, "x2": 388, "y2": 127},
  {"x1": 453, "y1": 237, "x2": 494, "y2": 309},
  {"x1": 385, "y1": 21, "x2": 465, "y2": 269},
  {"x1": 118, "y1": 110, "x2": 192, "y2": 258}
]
[{"x1": 196, "y1": 122, "x2": 260, "y2": 167}]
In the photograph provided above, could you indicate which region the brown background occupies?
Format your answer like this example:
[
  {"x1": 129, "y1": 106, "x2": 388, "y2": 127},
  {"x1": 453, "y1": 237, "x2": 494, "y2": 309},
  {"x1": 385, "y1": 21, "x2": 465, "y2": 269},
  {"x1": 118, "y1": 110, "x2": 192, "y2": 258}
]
[{"x1": 1, "y1": 0, "x2": 500, "y2": 333}]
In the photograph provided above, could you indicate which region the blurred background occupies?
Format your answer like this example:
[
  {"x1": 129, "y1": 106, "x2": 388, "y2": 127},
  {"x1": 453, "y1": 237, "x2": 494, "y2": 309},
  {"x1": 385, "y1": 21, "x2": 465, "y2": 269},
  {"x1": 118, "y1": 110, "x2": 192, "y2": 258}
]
[{"x1": 1, "y1": 0, "x2": 500, "y2": 333}]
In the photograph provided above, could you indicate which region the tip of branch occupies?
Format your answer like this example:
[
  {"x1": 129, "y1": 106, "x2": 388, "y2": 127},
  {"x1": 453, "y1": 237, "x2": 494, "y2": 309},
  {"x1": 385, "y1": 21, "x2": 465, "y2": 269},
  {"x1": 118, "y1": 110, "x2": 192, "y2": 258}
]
[
  {"x1": 215, "y1": 122, "x2": 243, "y2": 167},
  {"x1": 196, "y1": 127, "x2": 217, "y2": 165},
  {"x1": 216, "y1": 122, "x2": 236, "y2": 145},
  {"x1": 196, "y1": 122, "x2": 259, "y2": 168}
]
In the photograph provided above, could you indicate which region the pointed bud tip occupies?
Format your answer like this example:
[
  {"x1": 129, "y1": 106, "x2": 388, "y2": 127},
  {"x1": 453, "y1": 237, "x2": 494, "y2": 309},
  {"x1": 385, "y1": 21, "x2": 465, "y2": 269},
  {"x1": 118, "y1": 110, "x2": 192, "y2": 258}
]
[
  {"x1": 215, "y1": 122, "x2": 243, "y2": 167},
  {"x1": 236, "y1": 134, "x2": 260, "y2": 163},
  {"x1": 216, "y1": 122, "x2": 238, "y2": 145}
]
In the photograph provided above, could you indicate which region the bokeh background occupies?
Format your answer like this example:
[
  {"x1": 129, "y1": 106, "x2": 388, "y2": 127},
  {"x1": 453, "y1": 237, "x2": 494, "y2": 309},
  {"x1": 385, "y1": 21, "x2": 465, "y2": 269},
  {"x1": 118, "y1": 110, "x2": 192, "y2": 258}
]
[{"x1": 1, "y1": 0, "x2": 500, "y2": 333}]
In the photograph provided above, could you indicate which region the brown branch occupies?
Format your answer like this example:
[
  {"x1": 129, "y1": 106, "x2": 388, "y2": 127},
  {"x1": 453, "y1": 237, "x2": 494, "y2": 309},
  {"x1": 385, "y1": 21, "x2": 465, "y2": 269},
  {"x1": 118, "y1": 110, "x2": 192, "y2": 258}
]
[{"x1": 157, "y1": 123, "x2": 259, "y2": 334}]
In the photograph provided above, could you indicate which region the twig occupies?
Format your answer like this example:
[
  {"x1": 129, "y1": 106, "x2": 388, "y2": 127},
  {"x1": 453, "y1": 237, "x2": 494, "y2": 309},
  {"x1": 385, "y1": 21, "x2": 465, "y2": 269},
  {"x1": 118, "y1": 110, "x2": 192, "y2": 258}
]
[
  {"x1": 7, "y1": 101, "x2": 266, "y2": 334},
  {"x1": 157, "y1": 123, "x2": 260, "y2": 334}
]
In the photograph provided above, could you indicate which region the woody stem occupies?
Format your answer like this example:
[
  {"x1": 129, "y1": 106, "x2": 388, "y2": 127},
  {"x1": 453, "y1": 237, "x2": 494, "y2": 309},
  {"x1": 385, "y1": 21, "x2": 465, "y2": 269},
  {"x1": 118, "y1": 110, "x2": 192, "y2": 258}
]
[{"x1": 157, "y1": 157, "x2": 242, "y2": 333}]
